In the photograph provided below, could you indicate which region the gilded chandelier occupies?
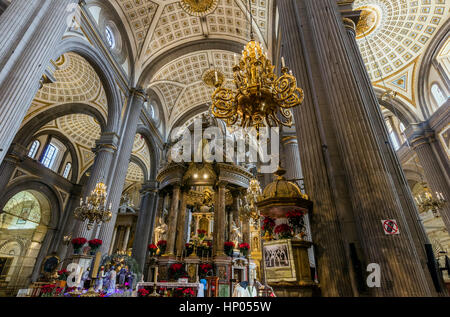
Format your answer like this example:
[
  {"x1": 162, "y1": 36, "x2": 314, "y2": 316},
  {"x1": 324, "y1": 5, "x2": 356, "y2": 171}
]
[
  {"x1": 210, "y1": 40, "x2": 304, "y2": 131},
  {"x1": 74, "y1": 182, "x2": 112, "y2": 230},
  {"x1": 180, "y1": 0, "x2": 219, "y2": 17},
  {"x1": 415, "y1": 190, "x2": 446, "y2": 217}
]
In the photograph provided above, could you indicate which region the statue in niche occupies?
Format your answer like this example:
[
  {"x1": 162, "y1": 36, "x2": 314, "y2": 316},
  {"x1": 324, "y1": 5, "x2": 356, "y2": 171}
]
[
  {"x1": 154, "y1": 209, "x2": 168, "y2": 242},
  {"x1": 230, "y1": 221, "x2": 242, "y2": 248}
]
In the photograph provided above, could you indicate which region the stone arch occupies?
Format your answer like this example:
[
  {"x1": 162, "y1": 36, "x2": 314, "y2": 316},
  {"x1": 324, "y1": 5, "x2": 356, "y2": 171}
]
[
  {"x1": 0, "y1": 180, "x2": 62, "y2": 290},
  {"x1": 417, "y1": 18, "x2": 450, "y2": 119},
  {"x1": 14, "y1": 103, "x2": 106, "y2": 147},
  {"x1": 136, "y1": 124, "x2": 161, "y2": 181},
  {"x1": 130, "y1": 154, "x2": 149, "y2": 183},
  {"x1": 53, "y1": 37, "x2": 123, "y2": 134},
  {"x1": 375, "y1": 88, "x2": 420, "y2": 125},
  {"x1": 32, "y1": 130, "x2": 80, "y2": 184}
]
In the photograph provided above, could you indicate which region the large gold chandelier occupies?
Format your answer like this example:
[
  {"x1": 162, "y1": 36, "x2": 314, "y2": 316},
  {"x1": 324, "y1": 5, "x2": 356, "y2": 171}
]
[
  {"x1": 210, "y1": 40, "x2": 304, "y2": 131},
  {"x1": 415, "y1": 189, "x2": 446, "y2": 217},
  {"x1": 180, "y1": 0, "x2": 219, "y2": 17},
  {"x1": 74, "y1": 182, "x2": 112, "y2": 230}
]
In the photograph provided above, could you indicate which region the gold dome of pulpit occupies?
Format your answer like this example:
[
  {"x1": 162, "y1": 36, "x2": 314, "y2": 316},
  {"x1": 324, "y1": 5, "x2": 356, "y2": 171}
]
[{"x1": 256, "y1": 167, "x2": 317, "y2": 297}]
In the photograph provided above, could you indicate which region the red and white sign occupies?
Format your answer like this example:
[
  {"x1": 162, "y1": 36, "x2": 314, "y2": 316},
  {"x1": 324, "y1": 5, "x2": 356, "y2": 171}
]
[{"x1": 381, "y1": 219, "x2": 399, "y2": 235}]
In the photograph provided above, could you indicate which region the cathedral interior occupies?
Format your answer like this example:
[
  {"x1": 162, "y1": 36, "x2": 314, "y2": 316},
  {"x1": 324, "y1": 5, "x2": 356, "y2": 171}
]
[{"x1": 0, "y1": 0, "x2": 449, "y2": 298}]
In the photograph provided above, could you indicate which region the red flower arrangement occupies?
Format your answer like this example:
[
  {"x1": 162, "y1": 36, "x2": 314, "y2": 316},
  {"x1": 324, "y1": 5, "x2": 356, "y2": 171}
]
[
  {"x1": 148, "y1": 244, "x2": 158, "y2": 256},
  {"x1": 197, "y1": 229, "x2": 207, "y2": 238},
  {"x1": 199, "y1": 263, "x2": 213, "y2": 276},
  {"x1": 274, "y1": 224, "x2": 294, "y2": 239},
  {"x1": 71, "y1": 237, "x2": 87, "y2": 248},
  {"x1": 286, "y1": 209, "x2": 306, "y2": 233},
  {"x1": 183, "y1": 288, "x2": 195, "y2": 297},
  {"x1": 57, "y1": 269, "x2": 69, "y2": 281},
  {"x1": 157, "y1": 240, "x2": 167, "y2": 246},
  {"x1": 138, "y1": 288, "x2": 150, "y2": 297},
  {"x1": 41, "y1": 284, "x2": 56, "y2": 296},
  {"x1": 169, "y1": 263, "x2": 187, "y2": 280},
  {"x1": 261, "y1": 217, "x2": 276, "y2": 233},
  {"x1": 224, "y1": 241, "x2": 235, "y2": 256},
  {"x1": 157, "y1": 240, "x2": 167, "y2": 255},
  {"x1": 88, "y1": 239, "x2": 102, "y2": 248},
  {"x1": 238, "y1": 243, "x2": 250, "y2": 250}
]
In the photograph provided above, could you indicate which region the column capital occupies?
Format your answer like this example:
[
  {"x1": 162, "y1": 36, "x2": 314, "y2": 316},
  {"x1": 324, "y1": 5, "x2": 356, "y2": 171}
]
[
  {"x1": 141, "y1": 180, "x2": 159, "y2": 194},
  {"x1": 130, "y1": 87, "x2": 148, "y2": 102},
  {"x1": 4, "y1": 143, "x2": 27, "y2": 163},
  {"x1": 405, "y1": 122, "x2": 435, "y2": 149},
  {"x1": 94, "y1": 132, "x2": 119, "y2": 153}
]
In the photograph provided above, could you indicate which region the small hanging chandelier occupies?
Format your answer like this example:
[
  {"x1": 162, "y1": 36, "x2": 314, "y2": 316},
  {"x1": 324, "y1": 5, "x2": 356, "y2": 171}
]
[
  {"x1": 210, "y1": 0, "x2": 303, "y2": 132},
  {"x1": 415, "y1": 188, "x2": 446, "y2": 217},
  {"x1": 74, "y1": 182, "x2": 112, "y2": 230}
]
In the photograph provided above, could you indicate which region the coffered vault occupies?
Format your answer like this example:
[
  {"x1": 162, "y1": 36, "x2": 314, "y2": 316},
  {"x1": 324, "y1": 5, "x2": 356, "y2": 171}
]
[{"x1": 82, "y1": 0, "x2": 449, "y2": 134}]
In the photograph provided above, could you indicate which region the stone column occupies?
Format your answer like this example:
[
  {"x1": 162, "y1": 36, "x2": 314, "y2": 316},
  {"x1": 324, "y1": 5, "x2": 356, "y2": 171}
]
[
  {"x1": 72, "y1": 134, "x2": 118, "y2": 241},
  {"x1": 109, "y1": 226, "x2": 118, "y2": 254},
  {"x1": 343, "y1": 18, "x2": 440, "y2": 294},
  {"x1": 97, "y1": 89, "x2": 146, "y2": 254},
  {"x1": 132, "y1": 180, "x2": 159, "y2": 270},
  {"x1": 0, "y1": 0, "x2": 77, "y2": 164},
  {"x1": 122, "y1": 226, "x2": 131, "y2": 251},
  {"x1": 214, "y1": 181, "x2": 227, "y2": 256},
  {"x1": 407, "y1": 123, "x2": 450, "y2": 233},
  {"x1": 175, "y1": 189, "x2": 188, "y2": 256},
  {"x1": 166, "y1": 184, "x2": 181, "y2": 256},
  {"x1": 298, "y1": 0, "x2": 431, "y2": 296},
  {"x1": 278, "y1": 0, "x2": 355, "y2": 296},
  {"x1": 282, "y1": 135, "x2": 303, "y2": 181}
]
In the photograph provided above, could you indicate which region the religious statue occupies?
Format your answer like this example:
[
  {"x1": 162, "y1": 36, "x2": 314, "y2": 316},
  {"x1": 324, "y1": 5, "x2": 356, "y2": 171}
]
[
  {"x1": 95, "y1": 266, "x2": 106, "y2": 292},
  {"x1": 118, "y1": 266, "x2": 127, "y2": 287},
  {"x1": 154, "y1": 211, "x2": 168, "y2": 242},
  {"x1": 230, "y1": 221, "x2": 242, "y2": 249},
  {"x1": 79, "y1": 267, "x2": 90, "y2": 289},
  {"x1": 107, "y1": 266, "x2": 117, "y2": 293}
]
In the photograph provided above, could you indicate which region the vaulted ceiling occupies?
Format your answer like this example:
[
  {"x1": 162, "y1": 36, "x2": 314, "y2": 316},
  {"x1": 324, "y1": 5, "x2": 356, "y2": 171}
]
[{"x1": 100, "y1": 0, "x2": 273, "y2": 132}]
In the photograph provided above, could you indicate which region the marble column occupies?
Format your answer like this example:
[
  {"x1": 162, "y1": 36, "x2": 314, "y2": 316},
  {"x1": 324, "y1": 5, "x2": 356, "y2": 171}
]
[
  {"x1": 72, "y1": 134, "x2": 118, "y2": 241},
  {"x1": 132, "y1": 180, "x2": 159, "y2": 270},
  {"x1": 109, "y1": 226, "x2": 118, "y2": 254},
  {"x1": 278, "y1": 0, "x2": 354, "y2": 296},
  {"x1": 122, "y1": 226, "x2": 131, "y2": 251},
  {"x1": 214, "y1": 181, "x2": 227, "y2": 256},
  {"x1": 97, "y1": 89, "x2": 146, "y2": 254},
  {"x1": 0, "y1": 0, "x2": 77, "y2": 164},
  {"x1": 302, "y1": 0, "x2": 431, "y2": 296},
  {"x1": 407, "y1": 123, "x2": 450, "y2": 233},
  {"x1": 282, "y1": 135, "x2": 303, "y2": 181},
  {"x1": 343, "y1": 18, "x2": 440, "y2": 294},
  {"x1": 166, "y1": 184, "x2": 181, "y2": 256},
  {"x1": 279, "y1": 0, "x2": 433, "y2": 296},
  {"x1": 175, "y1": 189, "x2": 188, "y2": 255}
]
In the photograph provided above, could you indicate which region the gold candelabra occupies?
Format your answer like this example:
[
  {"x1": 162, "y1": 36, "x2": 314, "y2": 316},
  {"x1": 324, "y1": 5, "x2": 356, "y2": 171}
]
[
  {"x1": 415, "y1": 190, "x2": 446, "y2": 217},
  {"x1": 210, "y1": 40, "x2": 304, "y2": 132},
  {"x1": 74, "y1": 182, "x2": 112, "y2": 230}
]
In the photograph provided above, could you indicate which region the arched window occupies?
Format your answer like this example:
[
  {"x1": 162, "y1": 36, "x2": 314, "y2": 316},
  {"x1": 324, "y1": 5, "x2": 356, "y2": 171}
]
[
  {"x1": 40, "y1": 144, "x2": 59, "y2": 169},
  {"x1": 431, "y1": 83, "x2": 447, "y2": 107},
  {"x1": 105, "y1": 26, "x2": 115, "y2": 49},
  {"x1": 62, "y1": 162, "x2": 72, "y2": 179},
  {"x1": 28, "y1": 140, "x2": 40, "y2": 159}
]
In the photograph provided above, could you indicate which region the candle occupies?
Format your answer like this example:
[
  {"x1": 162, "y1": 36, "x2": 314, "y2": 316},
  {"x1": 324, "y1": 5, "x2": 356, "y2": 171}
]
[
  {"x1": 215, "y1": 71, "x2": 218, "y2": 83},
  {"x1": 234, "y1": 53, "x2": 238, "y2": 65},
  {"x1": 281, "y1": 56, "x2": 286, "y2": 68}
]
